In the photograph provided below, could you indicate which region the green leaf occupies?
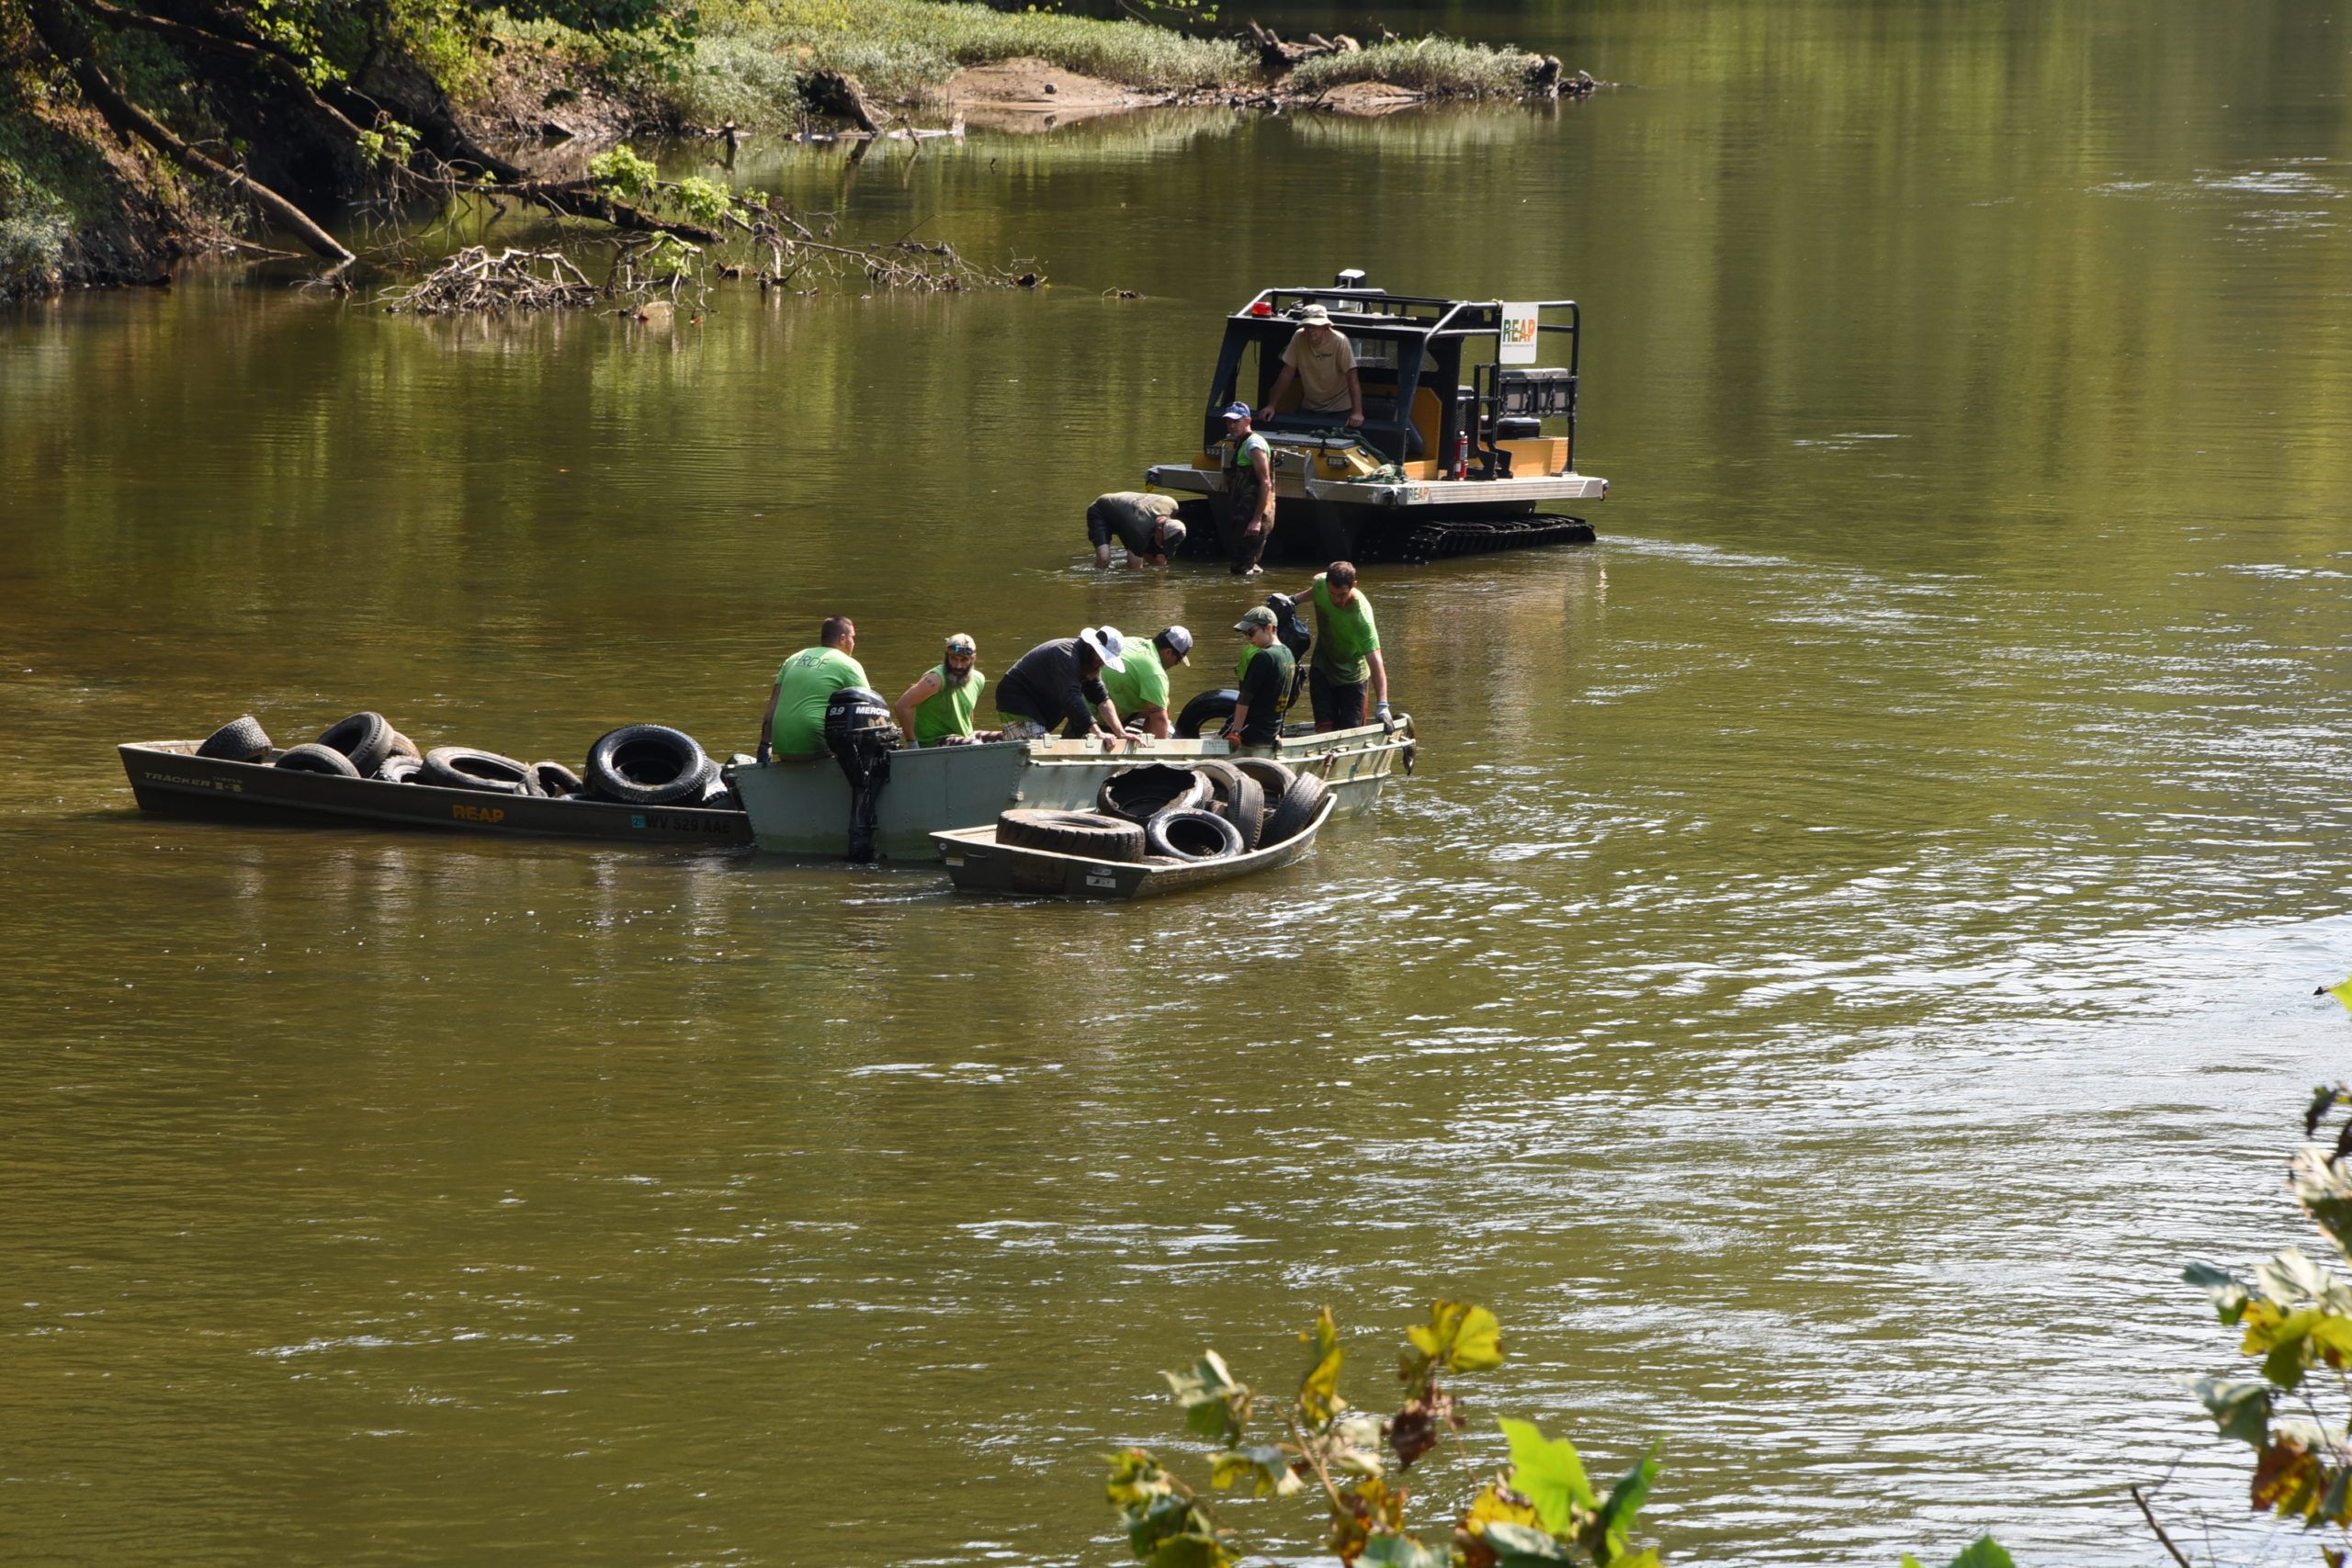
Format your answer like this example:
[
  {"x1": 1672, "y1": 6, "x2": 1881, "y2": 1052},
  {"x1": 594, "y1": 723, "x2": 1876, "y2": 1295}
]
[
  {"x1": 1357, "y1": 1534, "x2": 1449, "y2": 1568},
  {"x1": 1899, "y1": 1558, "x2": 1928, "y2": 1568},
  {"x1": 1209, "y1": 1445, "x2": 1298, "y2": 1497},
  {"x1": 2262, "y1": 1310, "x2": 2322, "y2": 1390},
  {"x1": 2191, "y1": 1375, "x2": 2273, "y2": 1446},
  {"x1": 1165, "y1": 1352, "x2": 1249, "y2": 1442},
  {"x1": 1947, "y1": 1536, "x2": 2016, "y2": 1568},
  {"x1": 1146, "y1": 1534, "x2": 1232, "y2": 1568},
  {"x1": 1482, "y1": 1521, "x2": 1577, "y2": 1565},
  {"x1": 1498, "y1": 1417, "x2": 1595, "y2": 1534},
  {"x1": 1594, "y1": 1441, "x2": 1659, "y2": 1562},
  {"x1": 1404, "y1": 1302, "x2": 1504, "y2": 1379},
  {"x1": 1299, "y1": 1306, "x2": 1346, "y2": 1424}
]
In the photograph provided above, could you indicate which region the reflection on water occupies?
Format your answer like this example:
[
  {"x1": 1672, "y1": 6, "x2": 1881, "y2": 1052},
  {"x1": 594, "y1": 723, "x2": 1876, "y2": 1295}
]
[{"x1": 8, "y1": 0, "x2": 2352, "y2": 1563}]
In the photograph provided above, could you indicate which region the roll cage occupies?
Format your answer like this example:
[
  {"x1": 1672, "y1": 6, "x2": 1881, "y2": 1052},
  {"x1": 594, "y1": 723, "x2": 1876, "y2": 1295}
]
[{"x1": 1202, "y1": 286, "x2": 1582, "y2": 477}]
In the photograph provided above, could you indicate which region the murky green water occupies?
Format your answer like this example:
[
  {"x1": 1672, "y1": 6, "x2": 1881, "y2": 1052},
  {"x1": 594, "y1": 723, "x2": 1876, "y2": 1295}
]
[{"x1": 10, "y1": 1, "x2": 2352, "y2": 1562}]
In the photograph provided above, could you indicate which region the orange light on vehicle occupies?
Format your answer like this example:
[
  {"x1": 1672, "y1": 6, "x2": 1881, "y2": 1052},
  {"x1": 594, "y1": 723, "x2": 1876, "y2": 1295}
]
[{"x1": 1249, "y1": 301, "x2": 1272, "y2": 316}]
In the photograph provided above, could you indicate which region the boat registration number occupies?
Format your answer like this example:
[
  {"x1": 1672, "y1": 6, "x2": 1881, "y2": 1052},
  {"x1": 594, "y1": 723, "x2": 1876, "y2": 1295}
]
[{"x1": 1085, "y1": 873, "x2": 1117, "y2": 889}]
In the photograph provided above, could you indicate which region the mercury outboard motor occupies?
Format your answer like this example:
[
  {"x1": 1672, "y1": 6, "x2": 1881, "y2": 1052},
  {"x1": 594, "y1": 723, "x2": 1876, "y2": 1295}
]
[{"x1": 823, "y1": 686, "x2": 899, "y2": 862}]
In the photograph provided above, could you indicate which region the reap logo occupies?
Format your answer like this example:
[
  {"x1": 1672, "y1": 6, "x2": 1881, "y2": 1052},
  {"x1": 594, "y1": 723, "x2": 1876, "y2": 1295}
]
[{"x1": 1501, "y1": 315, "x2": 1540, "y2": 347}]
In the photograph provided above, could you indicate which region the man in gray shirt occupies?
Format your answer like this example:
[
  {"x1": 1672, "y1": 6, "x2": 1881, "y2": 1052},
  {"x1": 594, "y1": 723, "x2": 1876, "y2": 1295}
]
[{"x1": 1088, "y1": 491, "x2": 1188, "y2": 569}]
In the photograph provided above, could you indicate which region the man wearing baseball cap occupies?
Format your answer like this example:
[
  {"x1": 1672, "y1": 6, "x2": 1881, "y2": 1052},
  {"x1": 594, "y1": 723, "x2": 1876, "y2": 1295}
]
[
  {"x1": 890, "y1": 632, "x2": 1001, "y2": 748},
  {"x1": 1087, "y1": 491, "x2": 1188, "y2": 570},
  {"x1": 992, "y1": 626, "x2": 1135, "y2": 749},
  {"x1": 1218, "y1": 402, "x2": 1276, "y2": 578},
  {"x1": 1260, "y1": 302, "x2": 1364, "y2": 431},
  {"x1": 1098, "y1": 624, "x2": 1194, "y2": 739},
  {"x1": 1224, "y1": 606, "x2": 1296, "y2": 749}
]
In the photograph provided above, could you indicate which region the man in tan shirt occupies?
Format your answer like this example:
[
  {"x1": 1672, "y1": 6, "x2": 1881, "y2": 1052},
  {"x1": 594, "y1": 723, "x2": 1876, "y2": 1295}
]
[{"x1": 1259, "y1": 303, "x2": 1364, "y2": 429}]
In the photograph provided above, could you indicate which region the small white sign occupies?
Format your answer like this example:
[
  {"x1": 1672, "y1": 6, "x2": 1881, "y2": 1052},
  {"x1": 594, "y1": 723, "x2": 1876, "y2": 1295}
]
[{"x1": 1498, "y1": 302, "x2": 1541, "y2": 365}]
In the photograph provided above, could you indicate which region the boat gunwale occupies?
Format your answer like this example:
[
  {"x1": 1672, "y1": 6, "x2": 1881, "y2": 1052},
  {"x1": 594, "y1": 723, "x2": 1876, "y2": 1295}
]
[{"x1": 929, "y1": 795, "x2": 1338, "y2": 900}]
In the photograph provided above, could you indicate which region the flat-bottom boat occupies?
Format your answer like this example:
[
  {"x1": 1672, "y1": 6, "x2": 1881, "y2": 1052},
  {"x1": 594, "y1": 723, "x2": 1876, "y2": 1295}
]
[
  {"x1": 933, "y1": 796, "x2": 1337, "y2": 900},
  {"x1": 118, "y1": 741, "x2": 752, "y2": 846},
  {"x1": 732, "y1": 716, "x2": 1411, "y2": 860}
]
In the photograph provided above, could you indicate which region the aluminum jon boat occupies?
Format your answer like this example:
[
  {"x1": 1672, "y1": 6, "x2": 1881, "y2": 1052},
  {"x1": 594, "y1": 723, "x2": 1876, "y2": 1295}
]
[
  {"x1": 933, "y1": 795, "x2": 1338, "y2": 901},
  {"x1": 732, "y1": 717, "x2": 1413, "y2": 860},
  {"x1": 118, "y1": 741, "x2": 752, "y2": 845}
]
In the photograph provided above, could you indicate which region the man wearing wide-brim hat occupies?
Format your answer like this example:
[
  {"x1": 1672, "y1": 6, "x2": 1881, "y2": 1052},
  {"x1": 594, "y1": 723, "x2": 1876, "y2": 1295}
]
[{"x1": 1259, "y1": 302, "x2": 1364, "y2": 431}]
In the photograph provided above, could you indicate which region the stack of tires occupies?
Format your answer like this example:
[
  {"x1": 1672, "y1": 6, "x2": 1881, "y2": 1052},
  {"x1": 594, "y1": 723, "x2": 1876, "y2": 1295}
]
[
  {"x1": 195, "y1": 713, "x2": 742, "y2": 809},
  {"x1": 992, "y1": 759, "x2": 1329, "y2": 864}
]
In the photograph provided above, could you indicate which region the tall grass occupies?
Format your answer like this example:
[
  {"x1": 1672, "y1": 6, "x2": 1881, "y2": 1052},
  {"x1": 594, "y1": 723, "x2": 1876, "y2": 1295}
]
[
  {"x1": 672, "y1": 0, "x2": 1251, "y2": 125},
  {"x1": 1286, "y1": 38, "x2": 1546, "y2": 99}
]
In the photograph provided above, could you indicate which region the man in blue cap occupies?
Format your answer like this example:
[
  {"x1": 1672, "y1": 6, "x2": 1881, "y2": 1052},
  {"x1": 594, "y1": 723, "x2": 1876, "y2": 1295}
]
[{"x1": 1217, "y1": 401, "x2": 1276, "y2": 578}]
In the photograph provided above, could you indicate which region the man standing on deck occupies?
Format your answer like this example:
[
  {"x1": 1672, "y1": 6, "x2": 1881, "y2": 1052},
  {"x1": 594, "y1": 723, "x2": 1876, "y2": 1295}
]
[
  {"x1": 1088, "y1": 491, "x2": 1188, "y2": 570},
  {"x1": 759, "y1": 615, "x2": 867, "y2": 761},
  {"x1": 1218, "y1": 402, "x2": 1276, "y2": 578},
  {"x1": 1296, "y1": 560, "x2": 1390, "y2": 731},
  {"x1": 1258, "y1": 304, "x2": 1365, "y2": 431},
  {"x1": 993, "y1": 627, "x2": 1134, "y2": 749},
  {"x1": 1098, "y1": 625, "x2": 1193, "y2": 739},
  {"x1": 1224, "y1": 606, "x2": 1296, "y2": 749},
  {"x1": 891, "y1": 632, "x2": 1001, "y2": 748}
]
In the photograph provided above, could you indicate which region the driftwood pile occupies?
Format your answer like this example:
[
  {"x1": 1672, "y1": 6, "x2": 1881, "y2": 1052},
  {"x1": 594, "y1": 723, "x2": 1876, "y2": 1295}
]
[
  {"x1": 383, "y1": 247, "x2": 600, "y2": 315},
  {"x1": 1244, "y1": 21, "x2": 1362, "y2": 73}
]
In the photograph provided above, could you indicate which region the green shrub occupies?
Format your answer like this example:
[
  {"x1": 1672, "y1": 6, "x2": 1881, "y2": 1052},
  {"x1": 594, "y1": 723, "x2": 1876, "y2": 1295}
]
[{"x1": 1288, "y1": 38, "x2": 1544, "y2": 99}]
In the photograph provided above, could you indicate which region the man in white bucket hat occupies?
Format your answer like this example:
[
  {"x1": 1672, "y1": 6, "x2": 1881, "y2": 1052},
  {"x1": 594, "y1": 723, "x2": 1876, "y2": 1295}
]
[{"x1": 1259, "y1": 301, "x2": 1364, "y2": 430}]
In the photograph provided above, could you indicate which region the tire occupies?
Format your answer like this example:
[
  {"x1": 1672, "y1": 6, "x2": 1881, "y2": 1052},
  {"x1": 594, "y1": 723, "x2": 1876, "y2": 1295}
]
[
  {"x1": 584, "y1": 724, "x2": 711, "y2": 806},
  {"x1": 532, "y1": 761, "x2": 585, "y2": 798},
  {"x1": 1231, "y1": 757, "x2": 1292, "y2": 808},
  {"x1": 698, "y1": 773, "x2": 740, "y2": 808},
  {"x1": 1145, "y1": 807, "x2": 1244, "y2": 862},
  {"x1": 274, "y1": 741, "x2": 360, "y2": 777},
  {"x1": 197, "y1": 715, "x2": 271, "y2": 761},
  {"x1": 997, "y1": 808, "x2": 1146, "y2": 862},
  {"x1": 1174, "y1": 689, "x2": 1238, "y2": 740},
  {"x1": 376, "y1": 754, "x2": 425, "y2": 783},
  {"x1": 1261, "y1": 769, "x2": 1329, "y2": 847},
  {"x1": 316, "y1": 712, "x2": 395, "y2": 775},
  {"x1": 1190, "y1": 760, "x2": 1265, "y2": 852},
  {"x1": 423, "y1": 746, "x2": 543, "y2": 795},
  {"x1": 387, "y1": 729, "x2": 422, "y2": 761},
  {"x1": 1096, "y1": 762, "x2": 1211, "y2": 824}
]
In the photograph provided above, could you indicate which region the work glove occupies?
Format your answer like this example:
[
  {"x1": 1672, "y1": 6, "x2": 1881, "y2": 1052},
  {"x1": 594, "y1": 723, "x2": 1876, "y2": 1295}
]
[{"x1": 1375, "y1": 700, "x2": 1394, "y2": 732}]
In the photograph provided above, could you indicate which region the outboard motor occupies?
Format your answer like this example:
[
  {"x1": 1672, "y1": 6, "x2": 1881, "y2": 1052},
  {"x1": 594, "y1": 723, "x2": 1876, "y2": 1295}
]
[{"x1": 823, "y1": 686, "x2": 899, "y2": 862}]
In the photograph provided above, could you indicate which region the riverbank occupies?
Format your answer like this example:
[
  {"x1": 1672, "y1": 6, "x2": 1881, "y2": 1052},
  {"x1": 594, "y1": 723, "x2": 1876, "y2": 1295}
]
[{"x1": 0, "y1": 0, "x2": 1592, "y2": 303}]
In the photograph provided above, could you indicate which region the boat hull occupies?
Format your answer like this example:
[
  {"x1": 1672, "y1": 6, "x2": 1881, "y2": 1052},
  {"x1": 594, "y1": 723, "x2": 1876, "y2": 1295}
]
[
  {"x1": 118, "y1": 742, "x2": 752, "y2": 846},
  {"x1": 933, "y1": 796, "x2": 1336, "y2": 900},
  {"x1": 734, "y1": 722, "x2": 1410, "y2": 860}
]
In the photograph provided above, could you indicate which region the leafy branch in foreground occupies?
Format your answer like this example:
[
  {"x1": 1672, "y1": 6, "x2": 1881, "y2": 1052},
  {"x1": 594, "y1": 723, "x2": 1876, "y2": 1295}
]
[
  {"x1": 1108, "y1": 1302, "x2": 1655, "y2": 1568},
  {"x1": 1108, "y1": 1301, "x2": 2018, "y2": 1568},
  {"x1": 2181, "y1": 1083, "x2": 2352, "y2": 1562}
]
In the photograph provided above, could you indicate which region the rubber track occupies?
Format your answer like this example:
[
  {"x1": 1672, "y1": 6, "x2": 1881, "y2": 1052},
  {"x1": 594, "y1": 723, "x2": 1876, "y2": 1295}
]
[{"x1": 1376, "y1": 513, "x2": 1598, "y2": 566}]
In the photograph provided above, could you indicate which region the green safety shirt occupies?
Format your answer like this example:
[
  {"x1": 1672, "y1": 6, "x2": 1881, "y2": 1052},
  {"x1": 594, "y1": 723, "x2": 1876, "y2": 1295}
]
[
  {"x1": 769, "y1": 645, "x2": 867, "y2": 756},
  {"x1": 913, "y1": 663, "x2": 985, "y2": 745},
  {"x1": 1309, "y1": 575, "x2": 1381, "y2": 685},
  {"x1": 1100, "y1": 642, "x2": 1170, "y2": 720},
  {"x1": 1234, "y1": 644, "x2": 1257, "y2": 686}
]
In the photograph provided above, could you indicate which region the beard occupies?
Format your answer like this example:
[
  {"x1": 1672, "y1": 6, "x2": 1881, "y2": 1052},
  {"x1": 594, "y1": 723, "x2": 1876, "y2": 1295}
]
[{"x1": 942, "y1": 662, "x2": 974, "y2": 688}]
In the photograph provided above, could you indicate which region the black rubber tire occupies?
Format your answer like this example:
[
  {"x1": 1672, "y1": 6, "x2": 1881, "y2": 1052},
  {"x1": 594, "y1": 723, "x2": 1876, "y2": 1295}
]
[
  {"x1": 316, "y1": 712, "x2": 395, "y2": 775},
  {"x1": 387, "y1": 729, "x2": 422, "y2": 761},
  {"x1": 1146, "y1": 807, "x2": 1245, "y2": 862},
  {"x1": 697, "y1": 772, "x2": 740, "y2": 808},
  {"x1": 1174, "y1": 689, "x2": 1238, "y2": 740},
  {"x1": 532, "y1": 761, "x2": 585, "y2": 798},
  {"x1": 274, "y1": 741, "x2": 360, "y2": 777},
  {"x1": 1096, "y1": 763, "x2": 1211, "y2": 824},
  {"x1": 197, "y1": 715, "x2": 272, "y2": 761},
  {"x1": 423, "y1": 746, "x2": 543, "y2": 795},
  {"x1": 1231, "y1": 756, "x2": 1293, "y2": 807},
  {"x1": 1190, "y1": 760, "x2": 1265, "y2": 852},
  {"x1": 376, "y1": 755, "x2": 424, "y2": 784},
  {"x1": 1261, "y1": 768, "x2": 1330, "y2": 847},
  {"x1": 997, "y1": 808, "x2": 1146, "y2": 862},
  {"x1": 584, "y1": 724, "x2": 711, "y2": 806}
]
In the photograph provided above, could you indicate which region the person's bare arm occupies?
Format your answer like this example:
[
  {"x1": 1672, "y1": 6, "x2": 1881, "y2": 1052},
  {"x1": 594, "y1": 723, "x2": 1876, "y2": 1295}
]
[
  {"x1": 1140, "y1": 705, "x2": 1171, "y2": 739},
  {"x1": 1258, "y1": 366, "x2": 1296, "y2": 423},
  {"x1": 1366, "y1": 649, "x2": 1388, "y2": 706},
  {"x1": 755, "y1": 681, "x2": 783, "y2": 763},
  {"x1": 1224, "y1": 699, "x2": 1250, "y2": 746},
  {"x1": 1250, "y1": 446, "x2": 1275, "y2": 522},
  {"x1": 892, "y1": 671, "x2": 942, "y2": 746},
  {"x1": 1344, "y1": 367, "x2": 1364, "y2": 429}
]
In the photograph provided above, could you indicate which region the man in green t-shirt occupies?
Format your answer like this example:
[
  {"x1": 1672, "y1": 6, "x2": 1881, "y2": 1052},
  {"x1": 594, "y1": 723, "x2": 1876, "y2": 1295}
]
[
  {"x1": 1296, "y1": 559, "x2": 1389, "y2": 731},
  {"x1": 758, "y1": 615, "x2": 868, "y2": 761},
  {"x1": 890, "y1": 632, "x2": 1001, "y2": 748},
  {"x1": 1224, "y1": 607, "x2": 1296, "y2": 748},
  {"x1": 1098, "y1": 624, "x2": 1193, "y2": 739}
]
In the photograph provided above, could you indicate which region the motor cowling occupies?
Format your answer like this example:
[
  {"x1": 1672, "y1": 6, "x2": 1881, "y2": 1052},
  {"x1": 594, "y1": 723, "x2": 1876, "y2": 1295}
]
[{"x1": 823, "y1": 687, "x2": 899, "y2": 862}]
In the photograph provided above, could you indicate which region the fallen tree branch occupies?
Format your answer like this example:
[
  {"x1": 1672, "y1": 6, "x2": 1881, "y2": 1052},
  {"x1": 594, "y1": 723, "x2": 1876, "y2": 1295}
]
[{"x1": 18, "y1": 0, "x2": 353, "y2": 261}]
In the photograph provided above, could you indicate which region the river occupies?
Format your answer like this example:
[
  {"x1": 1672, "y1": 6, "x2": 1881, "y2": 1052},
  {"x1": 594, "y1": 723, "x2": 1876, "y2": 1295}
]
[{"x1": 6, "y1": 0, "x2": 2352, "y2": 1562}]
